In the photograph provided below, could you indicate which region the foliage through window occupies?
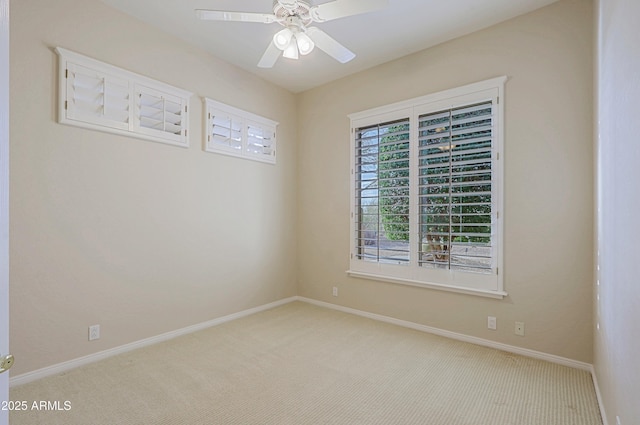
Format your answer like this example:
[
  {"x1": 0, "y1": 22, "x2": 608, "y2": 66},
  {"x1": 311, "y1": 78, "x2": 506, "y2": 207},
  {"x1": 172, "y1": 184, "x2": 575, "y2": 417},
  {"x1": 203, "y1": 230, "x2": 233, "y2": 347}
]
[
  {"x1": 349, "y1": 78, "x2": 506, "y2": 297},
  {"x1": 355, "y1": 119, "x2": 411, "y2": 264},
  {"x1": 418, "y1": 102, "x2": 494, "y2": 273}
]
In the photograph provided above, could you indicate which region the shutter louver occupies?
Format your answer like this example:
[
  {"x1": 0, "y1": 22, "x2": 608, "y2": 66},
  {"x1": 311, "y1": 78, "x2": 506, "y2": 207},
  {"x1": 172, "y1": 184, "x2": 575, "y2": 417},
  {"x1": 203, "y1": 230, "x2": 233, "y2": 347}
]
[
  {"x1": 418, "y1": 101, "x2": 494, "y2": 274},
  {"x1": 135, "y1": 85, "x2": 186, "y2": 145},
  {"x1": 355, "y1": 118, "x2": 411, "y2": 264},
  {"x1": 209, "y1": 110, "x2": 243, "y2": 151},
  {"x1": 66, "y1": 63, "x2": 129, "y2": 131},
  {"x1": 246, "y1": 123, "x2": 275, "y2": 159}
]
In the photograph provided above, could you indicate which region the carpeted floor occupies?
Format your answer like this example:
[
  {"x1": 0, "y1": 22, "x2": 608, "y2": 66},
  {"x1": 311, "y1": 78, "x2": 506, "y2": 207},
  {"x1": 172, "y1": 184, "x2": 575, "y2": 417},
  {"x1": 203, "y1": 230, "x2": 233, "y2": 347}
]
[{"x1": 10, "y1": 301, "x2": 602, "y2": 424}]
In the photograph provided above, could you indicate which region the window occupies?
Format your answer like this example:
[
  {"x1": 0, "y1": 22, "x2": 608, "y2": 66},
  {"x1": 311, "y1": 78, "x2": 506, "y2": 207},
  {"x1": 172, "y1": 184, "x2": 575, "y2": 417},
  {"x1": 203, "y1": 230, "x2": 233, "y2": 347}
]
[
  {"x1": 349, "y1": 77, "x2": 506, "y2": 298},
  {"x1": 355, "y1": 118, "x2": 411, "y2": 264},
  {"x1": 204, "y1": 98, "x2": 277, "y2": 164},
  {"x1": 134, "y1": 85, "x2": 188, "y2": 146},
  {"x1": 56, "y1": 47, "x2": 191, "y2": 148}
]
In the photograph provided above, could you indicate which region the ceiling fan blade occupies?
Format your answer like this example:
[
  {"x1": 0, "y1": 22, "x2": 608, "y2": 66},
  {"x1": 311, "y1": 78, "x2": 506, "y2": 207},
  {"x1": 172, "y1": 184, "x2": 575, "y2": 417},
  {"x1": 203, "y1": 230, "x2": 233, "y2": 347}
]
[
  {"x1": 196, "y1": 9, "x2": 277, "y2": 24},
  {"x1": 257, "y1": 42, "x2": 281, "y2": 68},
  {"x1": 306, "y1": 27, "x2": 355, "y2": 63},
  {"x1": 310, "y1": 0, "x2": 388, "y2": 22}
]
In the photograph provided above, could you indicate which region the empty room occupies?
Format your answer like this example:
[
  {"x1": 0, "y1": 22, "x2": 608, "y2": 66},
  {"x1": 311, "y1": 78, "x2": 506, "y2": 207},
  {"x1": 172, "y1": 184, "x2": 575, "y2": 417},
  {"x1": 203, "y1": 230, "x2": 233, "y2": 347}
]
[{"x1": 0, "y1": 0, "x2": 638, "y2": 424}]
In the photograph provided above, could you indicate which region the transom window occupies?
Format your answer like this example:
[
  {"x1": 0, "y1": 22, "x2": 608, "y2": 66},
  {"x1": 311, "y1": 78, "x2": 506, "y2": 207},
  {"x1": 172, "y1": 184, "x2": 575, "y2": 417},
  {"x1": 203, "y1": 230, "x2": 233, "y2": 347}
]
[
  {"x1": 348, "y1": 77, "x2": 506, "y2": 298},
  {"x1": 56, "y1": 47, "x2": 191, "y2": 148},
  {"x1": 204, "y1": 98, "x2": 278, "y2": 164}
]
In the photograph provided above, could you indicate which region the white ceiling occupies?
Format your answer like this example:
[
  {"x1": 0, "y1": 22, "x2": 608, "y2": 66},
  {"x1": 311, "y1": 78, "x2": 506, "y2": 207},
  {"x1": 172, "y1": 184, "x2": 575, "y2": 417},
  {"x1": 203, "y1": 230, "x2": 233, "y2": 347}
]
[{"x1": 99, "y1": 0, "x2": 558, "y2": 93}]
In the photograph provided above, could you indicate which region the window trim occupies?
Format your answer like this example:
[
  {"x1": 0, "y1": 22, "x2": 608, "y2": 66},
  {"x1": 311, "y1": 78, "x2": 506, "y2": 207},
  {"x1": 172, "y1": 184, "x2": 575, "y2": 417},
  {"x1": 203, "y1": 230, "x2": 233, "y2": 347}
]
[
  {"x1": 56, "y1": 47, "x2": 192, "y2": 148},
  {"x1": 348, "y1": 77, "x2": 507, "y2": 299},
  {"x1": 203, "y1": 98, "x2": 278, "y2": 164}
]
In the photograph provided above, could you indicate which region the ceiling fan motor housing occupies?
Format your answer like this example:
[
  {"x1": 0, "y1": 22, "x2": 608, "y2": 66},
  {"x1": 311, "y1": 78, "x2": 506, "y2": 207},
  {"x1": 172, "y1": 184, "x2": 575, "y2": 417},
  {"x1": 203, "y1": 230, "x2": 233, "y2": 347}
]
[{"x1": 273, "y1": 0, "x2": 313, "y2": 26}]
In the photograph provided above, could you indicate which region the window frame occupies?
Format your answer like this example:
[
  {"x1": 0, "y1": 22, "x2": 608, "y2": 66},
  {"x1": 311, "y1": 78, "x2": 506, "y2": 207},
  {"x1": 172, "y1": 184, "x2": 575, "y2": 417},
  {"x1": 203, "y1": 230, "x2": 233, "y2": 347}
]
[
  {"x1": 203, "y1": 98, "x2": 278, "y2": 164},
  {"x1": 348, "y1": 77, "x2": 507, "y2": 299},
  {"x1": 56, "y1": 47, "x2": 192, "y2": 148}
]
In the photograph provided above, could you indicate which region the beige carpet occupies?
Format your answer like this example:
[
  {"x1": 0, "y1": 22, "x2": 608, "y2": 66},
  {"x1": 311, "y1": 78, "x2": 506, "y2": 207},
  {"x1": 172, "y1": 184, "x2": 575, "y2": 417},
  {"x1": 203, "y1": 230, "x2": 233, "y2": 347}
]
[{"x1": 10, "y1": 301, "x2": 602, "y2": 425}]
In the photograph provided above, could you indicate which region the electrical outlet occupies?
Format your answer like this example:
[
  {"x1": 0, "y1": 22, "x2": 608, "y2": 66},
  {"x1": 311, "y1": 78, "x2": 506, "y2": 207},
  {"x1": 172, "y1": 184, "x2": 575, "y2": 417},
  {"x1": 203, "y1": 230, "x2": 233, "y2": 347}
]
[
  {"x1": 515, "y1": 321, "x2": 525, "y2": 336},
  {"x1": 89, "y1": 325, "x2": 100, "y2": 341},
  {"x1": 332, "y1": 286, "x2": 338, "y2": 297},
  {"x1": 487, "y1": 316, "x2": 497, "y2": 330}
]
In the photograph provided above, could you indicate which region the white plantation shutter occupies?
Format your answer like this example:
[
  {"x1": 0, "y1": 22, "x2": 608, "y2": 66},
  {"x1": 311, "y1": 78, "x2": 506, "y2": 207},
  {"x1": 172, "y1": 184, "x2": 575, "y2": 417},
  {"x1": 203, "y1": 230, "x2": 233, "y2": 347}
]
[
  {"x1": 57, "y1": 47, "x2": 191, "y2": 148},
  {"x1": 354, "y1": 118, "x2": 411, "y2": 264},
  {"x1": 349, "y1": 77, "x2": 505, "y2": 297},
  {"x1": 134, "y1": 85, "x2": 187, "y2": 145},
  {"x1": 246, "y1": 121, "x2": 276, "y2": 161},
  {"x1": 204, "y1": 98, "x2": 278, "y2": 164},
  {"x1": 418, "y1": 101, "x2": 495, "y2": 274},
  {"x1": 65, "y1": 63, "x2": 130, "y2": 131},
  {"x1": 208, "y1": 109, "x2": 243, "y2": 153}
]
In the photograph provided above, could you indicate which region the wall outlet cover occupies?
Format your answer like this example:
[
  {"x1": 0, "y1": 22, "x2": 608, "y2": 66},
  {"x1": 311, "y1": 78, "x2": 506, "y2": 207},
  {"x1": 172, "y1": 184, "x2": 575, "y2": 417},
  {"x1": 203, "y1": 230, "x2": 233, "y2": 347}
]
[
  {"x1": 89, "y1": 325, "x2": 100, "y2": 341},
  {"x1": 487, "y1": 316, "x2": 497, "y2": 330}
]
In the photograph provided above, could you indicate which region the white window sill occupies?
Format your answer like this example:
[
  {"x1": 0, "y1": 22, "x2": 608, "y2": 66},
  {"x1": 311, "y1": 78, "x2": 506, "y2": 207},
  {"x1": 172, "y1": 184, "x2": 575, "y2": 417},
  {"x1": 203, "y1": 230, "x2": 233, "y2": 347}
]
[{"x1": 346, "y1": 270, "x2": 508, "y2": 300}]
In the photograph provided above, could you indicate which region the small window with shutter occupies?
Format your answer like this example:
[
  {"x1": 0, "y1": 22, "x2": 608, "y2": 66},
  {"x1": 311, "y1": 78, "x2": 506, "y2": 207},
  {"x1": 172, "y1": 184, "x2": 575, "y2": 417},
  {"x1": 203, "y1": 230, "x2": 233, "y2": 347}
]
[
  {"x1": 204, "y1": 98, "x2": 277, "y2": 164},
  {"x1": 65, "y1": 63, "x2": 130, "y2": 132},
  {"x1": 208, "y1": 108, "x2": 244, "y2": 154},
  {"x1": 246, "y1": 121, "x2": 276, "y2": 160},
  {"x1": 56, "y1": 47, "x2": 191, "y2": 148},
  {"x1": 134, "y1": 84, "x2": 188, "y2": 146}
]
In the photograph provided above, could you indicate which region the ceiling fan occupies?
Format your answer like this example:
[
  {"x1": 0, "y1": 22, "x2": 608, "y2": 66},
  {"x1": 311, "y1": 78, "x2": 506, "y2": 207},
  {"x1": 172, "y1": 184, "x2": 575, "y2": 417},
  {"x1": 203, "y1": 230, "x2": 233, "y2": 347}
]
[{"x1": 196, "y1": 0, "x2": 388, "y2": 68}]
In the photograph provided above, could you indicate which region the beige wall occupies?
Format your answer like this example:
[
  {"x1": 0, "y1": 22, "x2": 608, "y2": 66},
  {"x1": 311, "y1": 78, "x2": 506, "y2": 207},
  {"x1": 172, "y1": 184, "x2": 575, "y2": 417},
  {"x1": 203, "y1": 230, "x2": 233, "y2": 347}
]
[
  {"x1": 297, "y1": 0, "x2": 594, "y2": 363},
  {"x1": 9, "y1": 0, "x2": 297, "y2": 375},
  {"x1": 594, "y1": 0, "x2": 640, "y2": 423}
]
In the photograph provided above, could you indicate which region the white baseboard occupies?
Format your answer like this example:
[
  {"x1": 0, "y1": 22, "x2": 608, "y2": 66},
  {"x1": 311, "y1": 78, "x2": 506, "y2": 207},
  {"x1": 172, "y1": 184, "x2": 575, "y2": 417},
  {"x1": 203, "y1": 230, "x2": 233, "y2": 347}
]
[
  {"x1": 589, "y1": 365, "x2": 609, "y2": 425},
  {"x1": 296, "y1": 296, "x2": 593, "y2": 372},
  {"x1": 9, "y1": 296, "x2": 297, "y2": 387}
]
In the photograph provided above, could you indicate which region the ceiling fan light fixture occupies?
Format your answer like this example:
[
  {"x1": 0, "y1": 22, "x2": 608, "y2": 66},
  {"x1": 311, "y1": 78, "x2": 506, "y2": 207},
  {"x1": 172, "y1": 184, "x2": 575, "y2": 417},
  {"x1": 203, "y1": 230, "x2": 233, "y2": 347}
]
[
  {"x1": 295, "y1": 32, "x2": 315, "y2": 55},
  {"x1": 273, "y1": 28, "x2": 293, "y2": 50},
  {"x1": 282, "y1": 40, "x2": 299, "y2": 59}
]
